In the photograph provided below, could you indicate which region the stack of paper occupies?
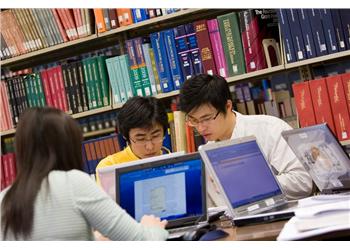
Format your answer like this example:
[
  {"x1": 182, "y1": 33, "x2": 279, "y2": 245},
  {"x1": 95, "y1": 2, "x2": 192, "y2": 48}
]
[{"x1": 277, "y1": 195, "x2": 350, "y2": 240}]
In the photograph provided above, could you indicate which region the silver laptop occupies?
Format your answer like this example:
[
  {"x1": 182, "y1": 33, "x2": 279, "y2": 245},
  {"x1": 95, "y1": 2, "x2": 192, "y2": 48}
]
[
  {"x1": 114, "y1": 153, "x2": 208, "y2": 238},
  {"x1": 282, "y1": 123, "x2": 350, "y2": 194},
  {"x1": 199, "y1": 136, "x2": 296, "y2": 226}
]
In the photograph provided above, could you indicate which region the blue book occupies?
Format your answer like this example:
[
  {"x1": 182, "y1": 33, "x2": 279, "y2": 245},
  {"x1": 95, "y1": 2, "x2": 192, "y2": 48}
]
[
  {"x1": 297, "y1": 9, "x2": 317, "y2": 59},
  {"x1": 277, "y1": 9, "x2": 297, "y2": 63},
  {"x1": 150, "y1": 32, "x2": 174, "y2": 93},
  {"x1": 307, "y1": 9, "x2": 328, "y2": 56},
  {"x1": 330, "y1": 9, "x2": 347, "y2": 51},
  {"x1": 339, "y1": 9, "x2": 350, "y2": 50},
  {"x1": 132, "y1": 9, "x2": 149, "y2": 23},
  {"x1": 320, "y1": 9, "x2": 339, "y2": 54},
  {"x1": 162, "y1": 29, "x2": 184, "y2": 90},
  {"x1": 173, "y1": 24, "x2": 194, "y2": 80},
  {"x1": 286, "y1": 9, "x2": 308, "y2": 61},
  {"x1": 184, "y1": 23, "x2": 203, "y2": 75}
]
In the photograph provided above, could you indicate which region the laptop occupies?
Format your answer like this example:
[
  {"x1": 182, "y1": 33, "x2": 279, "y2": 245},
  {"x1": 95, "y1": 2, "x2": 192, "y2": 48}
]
[
  {"x1": 282, "y1": 123, "x2": 350, "y2": 194},
  {"x1": 114, "y1": 153, "x2": 208, "y2": 239},
  {"x1": 97, "y1": 151, "x2": 185, "y2": 201},
  {"x1": 198, "y1": 136, "x2": 296, "y2": 226}
]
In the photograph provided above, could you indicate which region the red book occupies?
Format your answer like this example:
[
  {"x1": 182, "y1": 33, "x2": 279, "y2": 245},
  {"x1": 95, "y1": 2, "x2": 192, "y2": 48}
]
[
  {"x1": 51, "y1": 9, "x2": 69, "y2": 42},
  {"x1": 292, "y1": 81, "x2": 317, "y2": 127},
  {"x1": 46, "y1": 67, "x2": 59, "y2": 109},
  {"x1": 341, "y1": 72, "x2": 350, "y2": 112},
  {"x1": 2, "y1": 154, "x2": 11, "y2": 188},
  {"x1": 108, "y1": 9, "x2": 118, "y2": 29},
  {"x1": 7, "y1": 153, "x2": 16, "y2": 185},
  {"x1": 326, "y1": 75, "x2": 350, "y2": 141},
  {"x1": 55, "y1": 65, "x2": 69, "y2": 112},
  {"x1": 207, "y1": 19, "x2": 228, "y2": 78},
  {"x1": 40, "y1": 69, "x2": 53, "y2": 107},
  {"x1": 309, "y1": 78, "x2": 336, "y2": 134},
  {"x1": 238, "y1": 10, "x2": 267, "y2": 72},
  {"x1": 1, "y1": 155, "x2": 5, "y2": 190},
  {"x1": 194, "y1": 20, "x2": 218, "y2": 76}
]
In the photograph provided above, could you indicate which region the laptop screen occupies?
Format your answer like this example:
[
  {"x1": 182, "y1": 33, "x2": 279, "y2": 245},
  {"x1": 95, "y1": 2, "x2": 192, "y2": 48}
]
[
  {"x1": 116, "y1": 154, "x2": 205, "y2": 222},
  {"x1": 282, "y1": 124, "x2": 350, "y2": 192},
  {"x1": 204, "y1": 140, "x2": 282, "y2": 208}
]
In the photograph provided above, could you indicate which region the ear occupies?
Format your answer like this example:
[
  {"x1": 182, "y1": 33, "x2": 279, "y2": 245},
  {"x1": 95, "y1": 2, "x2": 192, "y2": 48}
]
[{"x1": 226, "y1": 100, "x2": 233, "y2": 111}]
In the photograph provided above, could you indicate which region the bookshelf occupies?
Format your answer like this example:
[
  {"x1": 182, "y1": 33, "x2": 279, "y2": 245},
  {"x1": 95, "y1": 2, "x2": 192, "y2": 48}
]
[
  {"x1": 83, "y1": 127, "x2": 116, "y2": 138},
  {"x1": 1, "y1": 9, "x2": 350, "y2": 142}
]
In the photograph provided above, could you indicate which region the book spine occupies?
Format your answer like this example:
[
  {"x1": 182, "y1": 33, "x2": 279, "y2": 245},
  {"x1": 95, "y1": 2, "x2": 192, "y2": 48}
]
[
  {"x1": 106, "y1": 57, "x2": 122, "y2": 104},
  {"x1": 292, "y1": 81, "x2": 317, "y2": 128},
  {"x1": 108, "y1": 9, "x2": 118, "y2": 29},
  {"x1": 194, "y1": 20, "x2": 218, "y2": 75},
  {"x1": 326, "y1": 75, "x2": 350, "y2": 141},
  {"x1": 91, "y1": 57, "x2": 103, "y2": 108},
  {"x1": 286, "y1": 9, "x2": 308, "y2": 60},
  {"x1": 162, "y1": 29, "x2": 184, "y2": 90},
  {"x1": 309, "y1": 78, "x2": 336, "y2": 134},
  {"x1": 62, "y1": 64, "x2": 75, "y2": 113},
  {"x1": 70, "y1": 62, "x2": 83, "y2": 112},
  {"x1": 307, "y1": 9, "x2": 328, "y2": 56},
  {"x1": 184, "y1": 23, "x2": 203, "y2": 75},
  {"x1": 148, "y1": 48, "x2": 162, "y2": 93},
  {"x1": 40, "y1": 69, "x2": 53, "y2": 107},
  {"x1": 56, "y1": 65, "x2": 69, "y2": 112},
  {"x1": 76, "y1": 61, "x2": 89, "y2": 111},
  {"x1": 150, "y1": 32, "x2": 174, "y2": 93},
  {"x1": 239, "y1": 10, "x2": 267, "y2": 72},
  {"x1": 35, "y1": 72, "x2": 46, "y2": 107},
  {"x1": 96, "y1": 56, "x2": 110, "y2": 106},
  {"x1": 142, "y1": 43, "x2": 158, "y2": 95},
  {"x1": 133, "y1": 38, "x2": 153, "y2": 96},
  {"x1": 319, "y1": 9, "x2": 339, "y2": 54},
  {"x1": 173, "y1": 24, "x2": 194, "y2": 81},
  {"x1": 118, "y1": 55, "x2": 134, "y2": 100},
  {"x1": 125, "y1": 39, "x2": 144, "y2": 97},
  {"x1": 339, "y1": 9, "x2": 350, "y2": 50},
  {"x1": 217, "y1": 12, "x2": 246, "y2": 76},
  {"x1": 277, "y1": 9, "x2": 297, "y2": 63},
  {"x1": 207, "y1": 19, "x2": 228, "y2": 77},
  {"x1": 341, "y1": 72, "x2": 350, "y2": 113},
  {"x1": 330, "y1": 9, "x2": 347, "y2": 51},
  {"x1": 297, "y1": 9, "x2": 317, "y2": 59}
]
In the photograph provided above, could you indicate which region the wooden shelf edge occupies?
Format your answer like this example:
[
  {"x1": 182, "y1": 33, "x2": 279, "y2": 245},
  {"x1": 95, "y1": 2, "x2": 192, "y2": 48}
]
[
  {"x1": 340, "y1": 140, "x2": 350, "y2": 146},
  {"x1": 0, "y1": 128, "x2": 16, "y2": 137},
  {"x1": 71, "y1": 106, "x2": 113, "y2": 119},
  {"x1": 226, "y1": 65, "x2": 285, "y2": 83},
  {"x1": 1, "y1": 35, "x2": 98, "y2": 67},
  {"x1": 285, "y1": 50, "x2": 350, "y2": 69},
  {"x1": 83, "y1": 127, "x2": 116, "y2": 138}
]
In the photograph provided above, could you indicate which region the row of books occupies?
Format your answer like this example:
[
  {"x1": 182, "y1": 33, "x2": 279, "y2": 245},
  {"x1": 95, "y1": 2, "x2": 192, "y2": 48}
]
[
  {"x1": 1, "y1": 153, "x2": 16, "y2": 191},
  {"x1": 230, "y1": 80, "x2": 298, "y2": 128},
  {"x1": 94, "y1": 8, "x2": 181, "y2": 34},
  {"x1": 292, "y1": 72, "x2": 350, "y2": 142},
  {"x1": 79, "y1": 111, "x2": 118, "y2": 135},
  {"x1": 278, "y1": 9, "x2": 350, "y2": 63},
  {"x1": 0, "y1": 8, "x2": 182, "y2": 60}
]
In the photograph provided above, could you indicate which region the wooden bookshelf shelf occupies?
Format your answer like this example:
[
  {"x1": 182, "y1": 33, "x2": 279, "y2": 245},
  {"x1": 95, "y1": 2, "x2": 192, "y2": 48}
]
[
  {"x1": 0, "y1": 128, "x2": 16, "y2": 137},
  {"x1": 341, "y1": 140, "x2": 350, "y2": 146},
  {"x1": 71, "y1": 106, "x2": 113, "y2": 119},
  {"x1": 226, "y1": 65, "x2": 285, "y2": 83},
  {"x1": 83, "y1": 127, "x2": 116, "y2": 138},
  {"x1": 284, "y1": 50, "x2": 350, "y2": 69}
]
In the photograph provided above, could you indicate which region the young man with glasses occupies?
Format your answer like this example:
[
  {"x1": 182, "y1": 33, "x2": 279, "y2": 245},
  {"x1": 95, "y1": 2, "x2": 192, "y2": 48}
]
[
  {"x1": 179, "y1": 74, "x2": 312, "y2": 206},
  {"x1": 96, "y1": 96, "x2": 170, "y2": 185}
]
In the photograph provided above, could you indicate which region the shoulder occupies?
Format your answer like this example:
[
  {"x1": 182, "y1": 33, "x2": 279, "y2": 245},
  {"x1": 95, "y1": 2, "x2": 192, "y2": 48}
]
[{"x1": 97, "y1": 149, "x2": 129, "y2": 169}]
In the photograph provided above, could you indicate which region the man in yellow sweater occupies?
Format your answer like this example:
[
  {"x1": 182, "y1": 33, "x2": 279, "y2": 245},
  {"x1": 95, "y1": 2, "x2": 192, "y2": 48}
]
[{"x1": 96, "y1": 96, "x2": 170, "y2": 185}]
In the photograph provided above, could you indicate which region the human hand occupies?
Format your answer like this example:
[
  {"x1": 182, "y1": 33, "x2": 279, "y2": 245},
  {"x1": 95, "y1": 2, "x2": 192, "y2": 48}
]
[{"x1": 140, "y1": 214, "x2": 168, "y2": 229}]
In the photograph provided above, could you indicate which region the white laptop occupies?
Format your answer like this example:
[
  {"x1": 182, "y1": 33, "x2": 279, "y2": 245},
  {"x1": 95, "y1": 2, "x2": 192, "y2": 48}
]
[
  {"x1": 97, "y1": 151, "x2": 185, "y2": 201},
  {"x1": 282, "y1": 123, "x2": 350, "y2": 194},
  {"x1": 114, "y1": 153, "x2": 208, "y2": 239},
  {"x1": 199, "y1": 136, "x2": 296, "y2": 226}
]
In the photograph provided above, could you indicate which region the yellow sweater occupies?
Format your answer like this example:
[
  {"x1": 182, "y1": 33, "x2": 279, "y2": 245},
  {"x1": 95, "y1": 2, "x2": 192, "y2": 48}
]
[{"x1": 95, "y1": 146, "x2": 139, "y2": 185}]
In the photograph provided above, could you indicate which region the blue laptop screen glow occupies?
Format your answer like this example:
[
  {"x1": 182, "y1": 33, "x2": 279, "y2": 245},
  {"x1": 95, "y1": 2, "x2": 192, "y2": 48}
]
[
  {"x1": 206, "y1": 140, "x2": 282, "y2": 207},
  {"x1": 118, "y1": 158, "x2": 203, "y2": 221}
]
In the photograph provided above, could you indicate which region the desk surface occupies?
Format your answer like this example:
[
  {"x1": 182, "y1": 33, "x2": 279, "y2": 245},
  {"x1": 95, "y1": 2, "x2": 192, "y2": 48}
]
[{"x1": 220, "y1": 220, "x2": 287, "y2": 241}]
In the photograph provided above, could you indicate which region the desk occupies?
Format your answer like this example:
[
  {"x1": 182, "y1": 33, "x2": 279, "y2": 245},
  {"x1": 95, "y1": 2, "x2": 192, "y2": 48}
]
[{"x1": 220, "y1": 220, "x2": 287, "y2": 241}]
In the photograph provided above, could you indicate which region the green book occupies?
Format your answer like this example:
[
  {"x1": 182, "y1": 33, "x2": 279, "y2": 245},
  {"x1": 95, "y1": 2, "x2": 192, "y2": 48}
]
[
  {"x1": 96, "y1": 56, "x2": 110, "y2": 107},
  {"x1": 82, "y1": 58, "x2": 95, "y2": 109},
  {"x1": 23, "y1": 75, "x2": 34, "y2": 107},
  {"x1": 90, "y1": 57, "x2": 103, "y2": 108},
  {"x1": 118, "y1": 55, "x2": 134, "y2": 101},
  {"x1": 35, "y1": 72, "x2": 46, "y2": 107},
  {"x1": 106, "y1": 56, "x2": 122, "y2": 105},
  {"x1": 217, "y1": 12, "x2": 246, "y2": 76}
]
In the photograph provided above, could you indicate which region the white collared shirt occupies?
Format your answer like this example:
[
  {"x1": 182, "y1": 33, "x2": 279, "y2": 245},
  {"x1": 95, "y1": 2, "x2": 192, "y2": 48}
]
[{"x1": 207, "y1": 111, "x2": 313, "y2": 207}]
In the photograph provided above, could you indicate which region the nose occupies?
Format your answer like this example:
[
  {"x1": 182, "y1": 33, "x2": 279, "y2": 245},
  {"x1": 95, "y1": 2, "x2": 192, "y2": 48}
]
[
  {"x1": 196, "y1": 123, "x2": 207, "y2": 134},
  {"x1": 145, "y1": 140, "x2": 155, "y2": 151}
]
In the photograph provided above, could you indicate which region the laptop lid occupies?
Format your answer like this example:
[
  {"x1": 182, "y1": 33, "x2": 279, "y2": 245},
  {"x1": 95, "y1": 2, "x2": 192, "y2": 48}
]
[
  {"x1": 282, "y1": 124, "x2": 350, "y2": 193},
  {"x1": 199, "y1": 136, "x2": 287, "y2": 218},
  {"x1": 115, "y1": 153, "x2": 207, "y2": 229},
  {"x1": 97, "y1": 151, "x2": 185, "y2": 201}
]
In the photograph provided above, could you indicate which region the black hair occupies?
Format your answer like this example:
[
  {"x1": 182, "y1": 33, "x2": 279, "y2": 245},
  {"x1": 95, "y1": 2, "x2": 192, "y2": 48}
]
[
  {"x1": 117, "y1": 96, "x2": 169, "y2": 142},
  {"x1": 1, "y1": 107, "x2": 83, "y2": 240},
  {"x1": 179, "y1": 74, "x2": 232, "y2": 114}
]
